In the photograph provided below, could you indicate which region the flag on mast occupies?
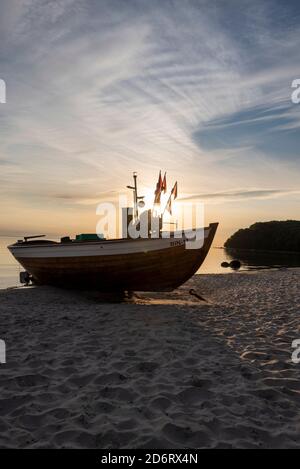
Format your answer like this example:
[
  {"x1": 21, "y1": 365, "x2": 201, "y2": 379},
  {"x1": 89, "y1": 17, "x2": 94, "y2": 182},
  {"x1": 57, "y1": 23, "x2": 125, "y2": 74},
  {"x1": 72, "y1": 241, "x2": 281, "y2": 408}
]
[
  {"x1": 165, "y1": 182, "x2": 178, "y2": 215},
  {"x1": 158, "y1": 171, "x2": 163, "y2": 190},
  {"x1": 165, "y1": 194, "x2": 172, "y2": 215},
  {"x1": 171, "y1": 181, "x2": 177, "y2": 199},
  {"x1": 162, "y1": 172, "x2": 167, "y2": 193},
  {"x1": 154, "y1": 170, "x2": 163, "y2": 205},
  {"x1": 171, "y1": 181, "x2": 177, "y2": 200}
]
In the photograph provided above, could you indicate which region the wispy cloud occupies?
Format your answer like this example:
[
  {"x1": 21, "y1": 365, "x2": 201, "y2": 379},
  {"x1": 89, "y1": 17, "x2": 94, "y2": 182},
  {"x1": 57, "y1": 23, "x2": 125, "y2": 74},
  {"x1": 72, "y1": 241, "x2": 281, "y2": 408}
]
[
  {"x1": 180, "y1": 188, "x2": 300, "y2": 204},
  {"x1": 0, "y1": 0, "x2": 299, "y2": 234}
]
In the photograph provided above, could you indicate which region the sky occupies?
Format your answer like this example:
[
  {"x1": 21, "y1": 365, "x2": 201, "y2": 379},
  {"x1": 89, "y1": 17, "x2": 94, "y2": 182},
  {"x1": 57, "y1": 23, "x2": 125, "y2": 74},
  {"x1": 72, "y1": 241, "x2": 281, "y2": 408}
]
[{"x1": 0, "y1": 0, "x2": 300, "y2": 244}]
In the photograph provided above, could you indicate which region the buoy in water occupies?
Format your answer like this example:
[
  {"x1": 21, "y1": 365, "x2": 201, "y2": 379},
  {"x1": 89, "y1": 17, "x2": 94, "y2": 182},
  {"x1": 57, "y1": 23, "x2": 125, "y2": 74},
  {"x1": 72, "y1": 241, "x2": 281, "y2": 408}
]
[{"x1": 230, "y1": 260, "x2": 241, "y2": 270}]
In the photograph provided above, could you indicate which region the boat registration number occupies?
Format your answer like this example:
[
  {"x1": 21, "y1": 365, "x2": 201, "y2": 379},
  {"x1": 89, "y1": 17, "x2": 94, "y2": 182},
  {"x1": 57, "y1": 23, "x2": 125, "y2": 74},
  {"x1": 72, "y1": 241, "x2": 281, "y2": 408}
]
[{"x1": 170, "y1": 240, "x2": 184, "y2": 247}]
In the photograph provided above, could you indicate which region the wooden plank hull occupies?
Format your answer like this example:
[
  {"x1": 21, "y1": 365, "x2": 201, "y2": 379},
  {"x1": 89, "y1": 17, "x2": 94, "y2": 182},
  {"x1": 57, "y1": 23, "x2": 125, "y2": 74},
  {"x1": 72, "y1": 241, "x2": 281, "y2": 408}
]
[{"x1": 8, "y1": 223, "x2": 218, "y2": 291}]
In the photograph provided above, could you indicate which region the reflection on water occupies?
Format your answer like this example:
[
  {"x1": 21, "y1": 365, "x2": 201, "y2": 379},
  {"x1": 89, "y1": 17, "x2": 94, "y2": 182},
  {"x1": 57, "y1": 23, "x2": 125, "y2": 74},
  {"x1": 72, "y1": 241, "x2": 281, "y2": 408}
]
[
  {"x1": 199, "y1": 246, "x2": 300, "y2": 274},
  {"x1": 0, "y1": 237, "x2": 21, "y2": 289},
  {"x1": 1, "y1": 237, "x2": 300, "y2": 289}
]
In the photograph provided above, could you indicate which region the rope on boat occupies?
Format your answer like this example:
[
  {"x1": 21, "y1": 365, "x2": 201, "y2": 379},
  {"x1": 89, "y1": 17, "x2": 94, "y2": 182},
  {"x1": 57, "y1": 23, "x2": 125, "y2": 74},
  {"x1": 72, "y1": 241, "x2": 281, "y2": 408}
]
[{"x1": 189, "y1": 289, "x2": 207, "y2": 302}]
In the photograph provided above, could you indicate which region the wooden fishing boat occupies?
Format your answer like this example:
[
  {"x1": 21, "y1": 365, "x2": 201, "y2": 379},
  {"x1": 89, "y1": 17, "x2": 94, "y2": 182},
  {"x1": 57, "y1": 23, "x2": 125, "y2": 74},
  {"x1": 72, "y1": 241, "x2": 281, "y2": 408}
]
[
  {"x1": 8, "y1": 224, "x2": 218, "y2": 291},
  {"x1": 8, "y1": 173, "x2": 218, "y2": 291}
]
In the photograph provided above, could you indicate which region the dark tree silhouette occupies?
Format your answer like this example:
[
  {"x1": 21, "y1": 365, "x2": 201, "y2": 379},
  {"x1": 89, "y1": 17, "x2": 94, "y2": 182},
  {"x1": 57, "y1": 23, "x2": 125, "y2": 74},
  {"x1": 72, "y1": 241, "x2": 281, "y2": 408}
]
[{"x1": 224, "y1": 220, "x2": 300, "y2": 252}]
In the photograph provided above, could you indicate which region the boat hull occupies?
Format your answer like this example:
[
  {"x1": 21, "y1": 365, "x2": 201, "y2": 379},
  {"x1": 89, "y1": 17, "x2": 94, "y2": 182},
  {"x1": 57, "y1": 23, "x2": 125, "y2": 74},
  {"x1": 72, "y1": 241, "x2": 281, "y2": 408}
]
[{"x1": 8, "y1": 223, "x2": 218, "y2": 291}]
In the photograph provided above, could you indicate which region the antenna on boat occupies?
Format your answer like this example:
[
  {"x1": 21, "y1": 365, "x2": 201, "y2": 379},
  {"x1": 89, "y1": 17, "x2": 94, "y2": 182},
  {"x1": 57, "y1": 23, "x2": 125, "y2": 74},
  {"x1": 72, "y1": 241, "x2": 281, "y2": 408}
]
[
  {"x1": 126, "y1": 172, "x2": 144, "y2": 221},
  {"x1": 23, "y1": 234, "x2": 46, "y2": 242}
]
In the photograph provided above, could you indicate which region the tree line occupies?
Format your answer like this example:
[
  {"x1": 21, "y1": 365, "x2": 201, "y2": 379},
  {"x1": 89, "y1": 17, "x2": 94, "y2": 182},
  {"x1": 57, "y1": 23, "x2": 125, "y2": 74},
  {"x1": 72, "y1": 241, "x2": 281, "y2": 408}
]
[{"x1": 224, "y1": 220, "x2": 300, "y2": 252}]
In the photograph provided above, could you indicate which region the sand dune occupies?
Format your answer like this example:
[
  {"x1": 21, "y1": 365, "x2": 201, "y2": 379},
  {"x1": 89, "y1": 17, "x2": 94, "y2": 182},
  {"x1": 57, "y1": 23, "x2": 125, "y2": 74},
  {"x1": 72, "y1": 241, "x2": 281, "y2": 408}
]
[{"x1": 0, "y1": 269, "x2": 299, "y2": 448}]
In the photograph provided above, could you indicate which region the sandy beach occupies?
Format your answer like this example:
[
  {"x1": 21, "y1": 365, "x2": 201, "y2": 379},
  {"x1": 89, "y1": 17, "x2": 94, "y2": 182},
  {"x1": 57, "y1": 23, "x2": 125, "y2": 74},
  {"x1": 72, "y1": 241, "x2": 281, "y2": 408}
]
[{"x1": 0, "y1": 269, "x2": 299, "y2": 449}]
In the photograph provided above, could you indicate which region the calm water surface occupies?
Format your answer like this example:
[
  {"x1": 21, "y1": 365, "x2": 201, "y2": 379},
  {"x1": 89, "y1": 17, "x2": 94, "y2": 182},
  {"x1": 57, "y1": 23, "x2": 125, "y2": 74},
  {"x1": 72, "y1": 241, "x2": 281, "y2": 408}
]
[
  {"x1": 1, "y1": 237, "x2": 300, "y2": 289},
  {"x1": 200, "y1": 246, "x2": 300, "y2": 274},
  {"x1": 0, "y1": 237, "x2": 22, "y2": 289}
]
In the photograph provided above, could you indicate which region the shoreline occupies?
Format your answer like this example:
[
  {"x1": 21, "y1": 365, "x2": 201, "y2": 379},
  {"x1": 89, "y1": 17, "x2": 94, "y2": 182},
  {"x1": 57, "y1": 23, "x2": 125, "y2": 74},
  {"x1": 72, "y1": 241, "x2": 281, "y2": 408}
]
[
  {"x1": 223, "y1": 246, "x2": 300, "y2": 255},
  {"x1": 0, "y1": 269, "x2": 299, "y2": 448},
  {"x1": 1, "y1": 266, "x2": 300, "y2": 292}
]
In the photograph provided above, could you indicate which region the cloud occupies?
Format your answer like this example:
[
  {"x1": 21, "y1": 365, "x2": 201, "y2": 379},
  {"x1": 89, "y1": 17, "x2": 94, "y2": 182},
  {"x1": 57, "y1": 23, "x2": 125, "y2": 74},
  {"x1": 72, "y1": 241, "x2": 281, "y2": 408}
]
[
  {"x1": 193, "y1": 101, "x2": 300, "y2": 166},
  {"x1": 180, "y1": 188, "x2": 300, "y2": 204},
  {"x1": 0, "y1": 0, "x2": 300, "y2": 233}
]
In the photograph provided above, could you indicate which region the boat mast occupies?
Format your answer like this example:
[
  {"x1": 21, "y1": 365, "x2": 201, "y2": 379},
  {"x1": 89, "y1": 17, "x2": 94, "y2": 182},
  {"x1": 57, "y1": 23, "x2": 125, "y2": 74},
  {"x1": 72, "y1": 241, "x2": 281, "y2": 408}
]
[
  {"x1": 126, "y1": 172, "x2": 144, "y2": 221},
  {"x1": 133, "y1": 172, "x2": 138, "y2": 220}
]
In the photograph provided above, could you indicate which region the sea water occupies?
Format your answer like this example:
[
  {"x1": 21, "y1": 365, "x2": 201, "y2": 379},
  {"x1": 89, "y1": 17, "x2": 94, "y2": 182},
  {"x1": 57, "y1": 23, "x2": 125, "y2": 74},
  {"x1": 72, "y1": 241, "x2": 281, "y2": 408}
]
[
  {"x1": 1, "y1": 236, "x2": 300, "y2": 289},
  {"x1": 0, "y1": 237, "x2": 22, "y2": 289}
]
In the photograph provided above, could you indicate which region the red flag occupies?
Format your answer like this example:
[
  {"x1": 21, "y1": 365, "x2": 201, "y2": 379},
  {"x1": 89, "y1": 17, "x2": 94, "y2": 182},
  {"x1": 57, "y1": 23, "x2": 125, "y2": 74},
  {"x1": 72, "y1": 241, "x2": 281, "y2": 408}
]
[
  {"x1": 158, "y1": 171, "x2": 163, "y2": 190},
  {"x1": 162, "y1": 172, "x2": 167, "y2": 193},
  {"x1": 166, "y1": 195, "x2": 172, "y2": 215},
  {"x1": 154, "y1": 186, "x2": 161, "y2": 205},
  {"x1": 154, "y1": 171, "x2": 163, "y2": 205},
  {"x1": 171, "y1": 181, "x2": 178, "y2": 199}
]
